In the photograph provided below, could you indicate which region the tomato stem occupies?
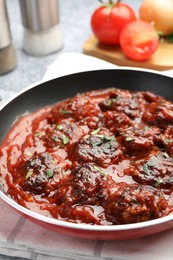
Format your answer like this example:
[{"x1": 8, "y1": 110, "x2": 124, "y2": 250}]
[
  {"x1": 98, "y1": 0, "x2": 104, "y2": 4},
  {"x1": 98, "y1": 0, "x2": 121, "y2": 5}
]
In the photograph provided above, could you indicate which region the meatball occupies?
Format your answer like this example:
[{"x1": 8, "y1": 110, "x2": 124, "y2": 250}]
[
  {"x1": 50, "y1": 95, "x2": 101, "y2": 123},
  {"x1": 164, "y1": 125, "x2": 173, "y2": 140},
  {"x1": 99, "y1": 89, "x2": 147, "y2": 119},
  {"x1": 161, "y1": 125, "x2": 173, "y2": 157},
  {"x1": 104, "y1": 111, "x2": 131, "y2": 134},
  {"x1": 40, "y1": 128, "x2": 64, "y2": 149},
  {"x1": 119, "y1": 125, "x2": 161, "y2": 157},
  {"x1": 70, "y1": 163, "x2": 110, "y2": 205},
  {"x1": 132, "y1": 152, "x2": 173, "y2": 189},
  {"x1": 142, "y1": 91, "x2": 165, "y2": 103},
  {"x1": 43, "y1": 119, "x2": 89, "y2": 147},
  {"x1": 105, "y1": 184, "x2": 168, "y2": 224},
  {"x1": 22, "y1": 153, "x2": 59, "y2": 195},
  {"x1": 73, "y1": 132, "x2": 122, "y2": 167},
  {"x1": 142, "y1": 101, "x2": 173, "y2": 129}
]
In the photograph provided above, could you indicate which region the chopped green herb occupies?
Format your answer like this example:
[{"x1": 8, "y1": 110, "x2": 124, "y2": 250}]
[
  {"x1": 57, "y1": 124, "x2": 63, "y2": 130},
  {"x1": 61, "y1": 109, "x2": 72, "y2": 114},
  {"x1": 93, "y1": 165, "x2": 107, "y2": 176},
  {"x1": 107, "y1": 98, "x2": 118, "y2": 106},
  {"x1": 84, "y1": 134, "x2": 90, "y2": 139},
  {"x1": 164, "y1": 138, "x2": 172, "y2": 144},
  {"x1": 26, "y1": 169, "x2": 33, "y2": 179},
  {"x1": 163, "y1": 152, "x2": 169, "y2": 158},
  {"x1": 155, "y1": 179, "x2": 163, "y2": 187},
  {"x1": 143, "y1": 164, "x2": 150, "y2": 175},
  {"x1": 24, "y1": 151, "x2": 32, "y2": 156},
  {"x1": 126, "y1": 137, "x2": 133, "y2": 142},
  {"x1": 103, "y1": 135, "x2": 115, "y2": 141},
  {"x1": 34, "y1": 131, "x2": 44, "y2": 137},
  {"x1": 51, "y1": 136, "x2": 57, "y2": 142},
  {"x1": 62, "y1": 169, "x2": 70, "y2": 175},
  {"x1": 51, "y1": 159, "x2": 57, "y2": 165},
  {"x1": 62, "y1": 134, "x2": 69, "y2": 145},
  {"x1": 94, "y1": 134, "x2": 104, "y2": 139},
  {"x1": 90, "y1": 134, "x2": 115, "y2": 147},
  {"x1": 91, "y1": 139, "x2": 103, "y2": 147},
  {"x1": 104, "y1": 142, "x2": 112, "y2": 149},
  {"x1": 91, "y1": 128, "x2": 101, "y2": 135},
  {"x1": 46, "y1": 169, "x2": 54, "y2": 178},
  {"x1": 144, "y1": 126, "x2": 150, "y2": 132},
  {"x1": 95, "y1": 134, "x2": 115, "y2": 141}
]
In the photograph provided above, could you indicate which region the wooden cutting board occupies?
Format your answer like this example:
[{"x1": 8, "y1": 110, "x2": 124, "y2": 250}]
[{"x1": 83, "y1": 35, "x2": 173, "y2": 71}]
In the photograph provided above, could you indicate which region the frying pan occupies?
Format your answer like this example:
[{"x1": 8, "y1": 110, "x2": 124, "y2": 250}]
[{"x1": 1, "y1": 68, "x2": 173, "y2": 240}]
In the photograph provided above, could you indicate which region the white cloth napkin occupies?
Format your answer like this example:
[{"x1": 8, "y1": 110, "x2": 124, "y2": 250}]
[
  {"x1": 1, "y1": 52, "x2": 173, "y2": 260},
  {"x1": 42, "y1": 52, "x2": 117, "y2": 81}
]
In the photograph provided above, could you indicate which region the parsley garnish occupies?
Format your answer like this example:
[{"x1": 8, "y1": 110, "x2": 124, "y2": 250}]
[
  {"x1": 107, "y1": 98, "x2": 118, "y2": 106},
  {"x1": 34, "y1": 131, "x2": 44, "y2": 137},
  {"x1": 62, "y1": 134, "x2": 69, "y2": 145},
  {"x1": 91, "y1": 138, "x2": 103, "y2": 147},
  {"x1": 104, "y1": 142, "x2": 112, "y2": 149},
  {"x1": 90, "y1": 134, "x2": 115, "y2": 147},
  {"x1": 144, "y1": 126, "x2": 150, "y2": 132},
  {"x1": 143, "y1": 164, "x2": 150, "y2": 175},
  {"x1": 103, "y1": 135, "x2": 115, "y2": 141},
  {"x1": 93, "y1": 165, "x2": 107, "y2": 176},
  {"x1": 155, "y1": 179, "x2": 163, "y2": 187},
  {"x1": 163, "y1": 152, "x2": 169, "y2": 158},
  {"x1": 57, "y1": 124, "x2": 63, "y2": 130},
  {"x1": 126, "y1": 137, "x2": 133, "y2": 142},
  {"x1": 25, "y1": 169, "x2": 33, "y2": 179},
  {"x1": 61, "y1": 109, "x2": 72, "y2": 114},
  {"x1": 24, "y1": 151, "x2": 32, "y2": 156},
  {"x1": 95, "y1": 134, "x2": 115, "y2": 141},
  {"x1": 91, "y1": 128, "x2": 101, "y2": 135},
  {"x1": 164, "y1": 138, "x2": 172, "y2": 144},
  {"x1": 46, "y1": 169, "x2": 54, "y2": 178}
]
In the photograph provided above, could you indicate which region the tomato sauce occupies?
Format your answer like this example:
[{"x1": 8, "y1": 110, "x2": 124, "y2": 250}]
[{"x1": 1, "y1": 87, "x2": 173, "y2": 225}]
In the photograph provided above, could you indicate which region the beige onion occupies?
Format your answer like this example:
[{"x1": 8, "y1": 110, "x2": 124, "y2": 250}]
[{"x1": 139, "y1": 0, "x2": 173, "y2": 35}]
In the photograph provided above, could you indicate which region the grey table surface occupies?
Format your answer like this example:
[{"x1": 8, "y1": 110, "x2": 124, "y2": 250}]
[{"x1": 0, "y1": 1, "x2": 141, "y2": 259}]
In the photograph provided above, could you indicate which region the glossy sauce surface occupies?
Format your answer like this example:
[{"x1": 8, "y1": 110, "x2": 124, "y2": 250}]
[{"x1": 1, "y1": 88, "x2": 173, "y2": 225}]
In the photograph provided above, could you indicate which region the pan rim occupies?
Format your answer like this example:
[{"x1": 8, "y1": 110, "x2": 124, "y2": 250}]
[
  {"x1": 1, "y1": 190, "x2": 173, "y2": 232},
  {"x1": 1, "y1": 67, "x2": 173, "y2": 233},
  {"x1": 0, "y1": 66, "x2": 171, "y2": 112}
]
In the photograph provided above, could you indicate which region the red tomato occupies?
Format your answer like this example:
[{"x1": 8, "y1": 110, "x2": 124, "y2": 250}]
[
  {"x1": 120, "y1": 20, "x2": 159, "y2": 61},
  {"x1": 91, "y1": 1, "x2": 137, "y2": 45}
]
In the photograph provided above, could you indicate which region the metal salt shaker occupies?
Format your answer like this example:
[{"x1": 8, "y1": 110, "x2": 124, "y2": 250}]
[
  {"x1": 19, "y1": 0, "x2": 63, "y2": 56},
  {"x1": 0, "y1": 0, "x2": 17, "y2": 75}
]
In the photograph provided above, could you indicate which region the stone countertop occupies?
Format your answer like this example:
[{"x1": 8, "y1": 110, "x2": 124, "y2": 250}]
[{"x1": 0, "y1": 0, "x2": 141, "y2": 97}]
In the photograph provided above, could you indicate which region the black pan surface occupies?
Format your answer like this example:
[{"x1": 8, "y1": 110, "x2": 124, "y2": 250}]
[{"x1": 0, "y1": 69, "x2": 173, "y2": 142}]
